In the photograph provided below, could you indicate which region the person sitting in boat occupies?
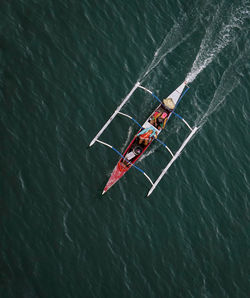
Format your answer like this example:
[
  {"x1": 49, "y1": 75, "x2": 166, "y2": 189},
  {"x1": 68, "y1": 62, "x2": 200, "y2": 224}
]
[
  {"x1": 150, "y1": 111, "x2": 161, "y2": 128},
  {"x1": 156, "y1": 112, "x2": 168, "y2": 130},
  {"x1": 156, "y1": 117, "x2": 164, "y2": 130},
  {"x1": 137, "y1": 127, "x2": 158, "y2": 146},
  {"x1": 150, "y1": 111, "x2": 168, "y2": 128}
]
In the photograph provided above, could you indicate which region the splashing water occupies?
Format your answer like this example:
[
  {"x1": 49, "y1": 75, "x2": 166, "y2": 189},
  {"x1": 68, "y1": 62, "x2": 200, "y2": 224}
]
[
  {"x1": 197, "y1": 42, "x2": 249, "y2": 127},
  {"x1": 138, "y1": 145, "x2": 159, "y2": 162},
  {"x1": 140, "y1": 14, "x2": 197, "y2": 81},
  {"x1": 130, "y1": 2, "x2": 249, "y2": 163},
  {"x1": 121, "y1": 126, "x2": 133, "y2": 152},
  {"x1": 186, "y1": 4, "x2": 250, "y2": 83}
]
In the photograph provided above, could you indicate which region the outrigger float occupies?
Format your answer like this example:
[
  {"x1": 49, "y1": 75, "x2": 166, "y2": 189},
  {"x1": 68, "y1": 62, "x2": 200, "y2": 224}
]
[{"x1": 89, "y1": 81, "x2": 198, "y2": 197}]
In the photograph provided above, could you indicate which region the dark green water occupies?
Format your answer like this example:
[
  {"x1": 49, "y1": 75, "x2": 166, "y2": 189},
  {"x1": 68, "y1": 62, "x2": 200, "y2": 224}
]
[{"x1": 1, "y1": 0, "x2": 250, "y2": 297}]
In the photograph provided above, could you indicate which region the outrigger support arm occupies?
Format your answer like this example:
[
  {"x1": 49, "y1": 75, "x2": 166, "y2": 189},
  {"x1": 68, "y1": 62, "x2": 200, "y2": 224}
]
[
  {"x1": 89, "y1": 82, "x2": 141, "y2": 147},
  {"x1": 96, "y1": 139, "x2": 154, "y2": 186},
  {"x1": 147, "y1": 126, "x2": 199, "y2": 197},
  {"x1": 90, "y1": 83, "x2": 165, "y2": 147},
  {"x1": 173, "y1": 112, "x2": 193, "y2": 131},
  {"x1": 90, "y1": 82, "x2": 190, "y2": 148},
  {"x1": 155, "y1": 138, "x2": 174, "y2": 157},
  {"x1": 138, "y1": 85, "x2": 162, "y2": 104},
  {"x1": 118, "y1": 112, "x2": 174, "y2": 157},
  {"x1": 117, "y1": 112, "x2": 142, "y2": 128}
]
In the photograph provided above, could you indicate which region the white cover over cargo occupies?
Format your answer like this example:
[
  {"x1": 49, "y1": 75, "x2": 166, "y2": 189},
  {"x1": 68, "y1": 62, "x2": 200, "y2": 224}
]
[{"x1": 167, "y1": 82, "x2": 186, "y2": 104}]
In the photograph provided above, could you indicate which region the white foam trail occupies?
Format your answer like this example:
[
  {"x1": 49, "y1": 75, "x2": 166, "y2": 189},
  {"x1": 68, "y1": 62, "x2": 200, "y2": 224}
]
[
  {"x1": 141, "y1": 15, "x2": 197, "y2": 81},
  {"x1": 198, "y1": 73, "x2": 239, "y2": 127},
  {"x1": 63, "y1": 211, "x2": 73, "y2": 242},
  {"x1": 186, "y1": 5, "x2": 250, "y2": 83},
  {"x1": 121, "y1": 126, "x2": 133, "y2": 152},
  {"x1": 197, "y1": 42, "x2": 249, "y2": 127},
  {"x1": 138, "y1": 145, "x2": 159, "y2": 162}
]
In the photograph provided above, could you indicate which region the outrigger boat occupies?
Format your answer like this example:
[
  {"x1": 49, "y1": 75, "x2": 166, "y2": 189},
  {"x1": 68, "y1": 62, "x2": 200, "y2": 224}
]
[{"x1": 89, "y1": 81, "x2": 198, "y2": 197}]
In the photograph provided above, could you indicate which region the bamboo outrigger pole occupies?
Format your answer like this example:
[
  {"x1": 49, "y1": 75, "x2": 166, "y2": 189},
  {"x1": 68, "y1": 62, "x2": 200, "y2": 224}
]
[
  {"x1": 89, "y1": 82, "x2": 141, "y2": 147},
  {"x1": 147, "y1": 126, "x2": 198, "y2": 197}
]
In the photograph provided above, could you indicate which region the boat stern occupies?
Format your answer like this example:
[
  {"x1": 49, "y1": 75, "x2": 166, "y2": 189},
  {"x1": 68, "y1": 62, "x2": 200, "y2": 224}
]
[{"x1": 102, "y1": 161, "x2": 130, "y2": 194}]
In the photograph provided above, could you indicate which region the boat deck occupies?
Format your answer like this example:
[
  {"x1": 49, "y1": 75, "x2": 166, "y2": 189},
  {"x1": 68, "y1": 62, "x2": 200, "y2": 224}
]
[{"x1": 120, "y1": 105, "x2": 171, "y2": 167}]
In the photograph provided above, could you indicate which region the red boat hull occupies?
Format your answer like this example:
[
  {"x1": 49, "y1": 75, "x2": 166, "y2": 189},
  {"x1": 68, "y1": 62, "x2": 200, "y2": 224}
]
[
  {"x1": 100, "y1": 81, "x2": 188, "y2": 195},
  {"x1": 102, "y1": 162, "x2": 130, "y2": 194},
  {"x1": 102, "y1": 132, "x2": 153, "y2": 194}
]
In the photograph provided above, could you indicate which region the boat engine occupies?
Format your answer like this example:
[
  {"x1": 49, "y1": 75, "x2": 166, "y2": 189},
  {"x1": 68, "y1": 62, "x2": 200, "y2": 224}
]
[{"x1": 133, "y1": 146, "x2": 142, "y2": 156}]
